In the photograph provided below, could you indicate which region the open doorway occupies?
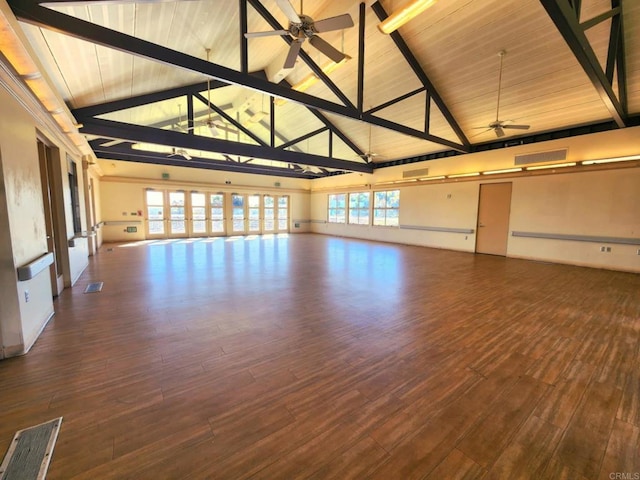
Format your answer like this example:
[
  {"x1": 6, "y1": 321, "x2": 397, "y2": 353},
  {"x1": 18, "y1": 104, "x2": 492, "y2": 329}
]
[{"x1": 37, "y1": 139, "x2": 65, "y2": 297}]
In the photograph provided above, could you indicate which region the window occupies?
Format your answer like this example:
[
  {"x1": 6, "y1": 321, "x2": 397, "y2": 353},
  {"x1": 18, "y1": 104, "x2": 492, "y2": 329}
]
[
  {"x1": 146, "y1": 190, "x2": 165, "y2": 235},
  {"x1": 277, "y1": 196, "x2": 289, "y2": 231},
  {"x1": 328, "y1": 193, "x2": 346, "y2": 223},
  {"x1": 248, "y1": 194, "x2": 261, "y2": 232},
  {"x1": 373, "y1": 190, "x2": 400, "y2": 226},
  {"x1": 209, "y1": 193, "x2": 225, "y2": 234},
  {"x1": 263, "y1": 195, "x2": 275, "y2": 231},
  {"x1": 348, "y1": 192, "x2": 370, "y2": 225},
  {"x1": 68, "y1": 159, "x2": 82, "y2": 234}
]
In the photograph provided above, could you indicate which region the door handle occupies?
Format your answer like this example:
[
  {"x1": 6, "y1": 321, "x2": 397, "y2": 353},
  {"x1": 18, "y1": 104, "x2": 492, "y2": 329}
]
[{"x1": 478, "y1": 223, "x2": 486, "y2": 227}]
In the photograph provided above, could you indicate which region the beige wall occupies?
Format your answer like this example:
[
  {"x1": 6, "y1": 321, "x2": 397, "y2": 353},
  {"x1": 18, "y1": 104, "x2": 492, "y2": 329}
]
[
  {"x1": 98, "y1": 161, "x2": 311, "y2": 243},
  {"x1": 0, "y1": 82, "x2": 54, "y2": 356},
  {"x1": 0, "y1": 59, "x2": 92, "y2": 357},
  {"x1": 310, "y1": 128, "x2": 640, "y2": 273}
]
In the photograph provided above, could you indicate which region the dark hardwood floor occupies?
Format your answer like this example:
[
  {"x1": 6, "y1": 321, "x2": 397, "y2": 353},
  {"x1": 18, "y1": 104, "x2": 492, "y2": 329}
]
[{"x1": 1, "y1": 233, "x2": 638, "y2": 479}]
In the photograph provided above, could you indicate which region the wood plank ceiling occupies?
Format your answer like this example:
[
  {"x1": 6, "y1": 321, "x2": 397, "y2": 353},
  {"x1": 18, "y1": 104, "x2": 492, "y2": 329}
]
[{"x1": 11, "y1": 0, "x2": 640, "y2": 177}]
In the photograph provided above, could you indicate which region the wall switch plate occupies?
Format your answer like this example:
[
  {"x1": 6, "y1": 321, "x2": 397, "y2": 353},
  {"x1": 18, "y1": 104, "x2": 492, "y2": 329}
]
[{"x1": 606, "y1": 246, "x2": 611, "y2": 252}]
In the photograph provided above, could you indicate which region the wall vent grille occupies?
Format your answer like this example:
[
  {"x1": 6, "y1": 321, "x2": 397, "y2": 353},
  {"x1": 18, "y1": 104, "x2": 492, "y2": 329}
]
[
  {"x1": 403, "y1": 167, "x2": 429, "y2": 178},
  {"x1": 514, "y1": 149, "x2": 567, "y2": 166}
]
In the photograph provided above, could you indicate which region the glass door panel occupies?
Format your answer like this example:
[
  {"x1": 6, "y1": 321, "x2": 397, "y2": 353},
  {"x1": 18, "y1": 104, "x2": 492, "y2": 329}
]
[
  {"x1": 231, "y1": 194, "x2": 246, "y2": 234},
  {"x1": 191, "y1": 192, "x2": 207, "y2": 236},
  {"x1": 263, "y1": 195, "x2": 275, "y2": 232},
  {"x1": 248, "y1": 195, "x2": 261, "y2": 233},
  {"x1": 169, "y1": 191, "x2": 186, "y2": 236},
  {"x1": 277, "y1": 196, "x2": 289, "y2": 232},
  {"x1": 146, "y1": 190, "x2": 165, "y2": 236},
  {"x1": 210, "y1": 193, "x2": 225, "y2": 235}
]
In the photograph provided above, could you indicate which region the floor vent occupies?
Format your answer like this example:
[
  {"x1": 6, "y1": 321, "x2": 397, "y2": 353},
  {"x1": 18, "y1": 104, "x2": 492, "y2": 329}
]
[
  {"x1": 84, "y1": 282, "x2": 103, "y2": 293},
  {"x1": 0, "y1": 417, "x2": 62, "y2": 480},
  {"x1": 514, "y1": 149, "x2": 567, "y2": 166},
  {"x1": 403, "y1": 167, "x2": 429, "y2": 179}
]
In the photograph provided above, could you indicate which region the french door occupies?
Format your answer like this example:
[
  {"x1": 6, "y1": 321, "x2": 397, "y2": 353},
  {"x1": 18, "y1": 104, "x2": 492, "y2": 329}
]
[{"x1": 145, "y1": 190, "x2": 287, "y2": 238}]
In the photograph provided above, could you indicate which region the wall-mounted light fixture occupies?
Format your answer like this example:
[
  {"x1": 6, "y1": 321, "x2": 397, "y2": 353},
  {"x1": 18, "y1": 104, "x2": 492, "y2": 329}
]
[
  {"x1": 582, "y1": 154, "x2": 640, "y2": 165},
  {"x1": 448, "y1": 172, "x2": 480, "y2": 178},
  {"x1": 378, "y1": 0, "x2": 438, "y2": 34},
  {"x1": 526, "y1": 162, "x2": 576, "y2": 170},
  {"x1": 483, "y1": 167, "x2": 522, "y2": 175}
]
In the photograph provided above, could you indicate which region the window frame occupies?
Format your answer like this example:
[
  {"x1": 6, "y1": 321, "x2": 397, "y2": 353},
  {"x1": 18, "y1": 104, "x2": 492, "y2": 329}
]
[
  {"x1": 327, "y1": 193, "x2": 347, "y2": 224},
  {"x1": 373, "y1": 189, "x2": 400, "y2": 227},
  {"x1": 348, "y1": 191, "x2": 371, "y2": 225}
]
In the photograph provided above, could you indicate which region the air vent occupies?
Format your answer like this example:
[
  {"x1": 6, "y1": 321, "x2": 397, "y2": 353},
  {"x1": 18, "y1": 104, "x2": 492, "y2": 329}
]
[
  {"x1": 403, "y1": 167, "x2": 429, "y2": 179},
  {"x1": 514, "y1": 149, "x2": 567, "y2": 166}
]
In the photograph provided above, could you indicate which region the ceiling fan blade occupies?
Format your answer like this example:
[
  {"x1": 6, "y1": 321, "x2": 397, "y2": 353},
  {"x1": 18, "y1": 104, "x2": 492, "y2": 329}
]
[
  {"x1": 313, "y1": 14, "x2": 354, "y2": 32},
  {"x1": 284, "y1": 39, "x2": 304, "y2": 69},
  {"x1": 495, "y1": 126, "x2": 505, "y2": 138},
  {"x1": 275, "y1": 0, "x2": 302, "y2": 24},
  {"x1": 309, "y1": 35, "x2": 345, "y2": 64},
  {"x1": 502, "y1": 124, "x2": 530, "y2": 130},
  {"x1": 244, "y1": 30, "x2": 289, "y2": 38},
  {"x1": 470, "y1": 128, "x2": 493, "y2": 138}
]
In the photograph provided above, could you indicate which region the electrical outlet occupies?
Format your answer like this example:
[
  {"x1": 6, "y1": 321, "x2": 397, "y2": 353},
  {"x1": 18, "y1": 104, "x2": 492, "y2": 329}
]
[
  {"x1": 606, "y1": 246, "x2": 611, "y2": 252},
  {"x1": 600, "y1": 246, "x2": 606, "y2": 252},
  {"x1": 637, "y1": 249, "x2": 640, "y2": 255}
]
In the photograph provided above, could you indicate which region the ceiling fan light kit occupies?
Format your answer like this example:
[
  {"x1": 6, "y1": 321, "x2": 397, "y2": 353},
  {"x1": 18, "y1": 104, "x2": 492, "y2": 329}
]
[{"x1": 378, "y1": 0, "x2": 439, "y2": 34}]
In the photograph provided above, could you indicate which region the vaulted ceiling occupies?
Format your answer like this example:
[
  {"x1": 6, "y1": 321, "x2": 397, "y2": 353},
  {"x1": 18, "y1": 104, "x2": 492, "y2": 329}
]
[{"x1": 8, "y1": 0, "x2": 640, "y2": 178}]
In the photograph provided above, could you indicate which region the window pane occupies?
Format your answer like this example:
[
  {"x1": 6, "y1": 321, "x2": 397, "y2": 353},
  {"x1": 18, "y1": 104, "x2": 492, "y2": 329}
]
[
  {"x1": 278, "y1": 218, "x2": 287, "y2": 230},
  {"x1": 211, "y1": 207, "x2": 223, "y2": 220},
  {"x1": 373, "y1": 209, "x2": 385, "y2": 225},
  {"x1": 169, "y1": 192, "x2": 184, "y2": 206},
  {"x1": 264, "y1": 219, "x2": 274, "y2": 230},
  {"x1": 232, "y1": 219, "x2": 244, "y2": 231},
  {"x1": 278, "y1": 208, "x2": 287, "y2": 219},
  {"x1": 387, "y1": 209, "x2": 399, "y2": 226},
  {"x1": 170, "y1": 207, "x2": 185, "y2": 219},
  {"x1": 193, "y1": 220, "x2": 206, "y2": 233},
  {"x1": 210, "y1": 194, "x2": 224, "y2": 207},
  {"x1": 358, "y1": 213, "x2": 369, "y2": 225},
  {"x1": 191, "y1": 192, "x2": 205, "y2": 207},
  {"x1": 249, "y1": 220, "x2": 260, "y2": 231},
  {"x1": 148, "y1": 206, "x2": 163, "y2": 220},
  {"x1": 360, "y1": 192, "x2": 370, "y2": 207},
  {"x1": 192, "y1": 207, "x2": 206, "y2": 220},
  {"x1": 349, "y1": 209, "x2": 358, "y2": 223},
  {"x1": 278, "y1": 196, "x2": 288, "y2": 207},
  {"x1": 249, "y1": 208, "x2": 260, "y2": 220},
  {"x1": 232, "y1": 195, "x2": 244, "y2": 208},
  {"x1": 349, "y1": 194, "x2": 358, "y2": 208},
  {"x1": 374, "y1": 191, "x2": 386, "y2": 208},
  {"x1": 146, "y1": 191, "x2": 163, "y2": 205},
  {"x1": 232, "y1": 208, "x2": 244, "y2": 220},
  {"x1": 211, "y1": 220, "x2": 224, "y2": 233},
  {"x1": 171, "y1": 221, "x2": 186, "y2": 233},
  {"x1": 248, "y1": 195, "x2": 260, "y2": 208},
  {"x1": 336, "y1": 194, "x2": 346, "y2": 208},
  {"x1": 388, "y1": 190, "x2": 400, "y2": 208},
  {"x1": 264, "y1": 208, "x2": 274, "y2": 220},
  {"x1": 264, "y1": 196, "x2": 274, "y2": 208},
  {"x1": 149, "y1": 220, "x2": 164, "y2": 234}
]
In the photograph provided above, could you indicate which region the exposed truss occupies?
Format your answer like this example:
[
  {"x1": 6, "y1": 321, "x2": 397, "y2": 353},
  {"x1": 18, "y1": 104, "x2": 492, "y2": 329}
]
[
  {"x1": 540, "y1": 0, "x2": 628, "y2": 128},
  {"x1": 10, "y1": 0, "x2": 469, "y2": 156}
]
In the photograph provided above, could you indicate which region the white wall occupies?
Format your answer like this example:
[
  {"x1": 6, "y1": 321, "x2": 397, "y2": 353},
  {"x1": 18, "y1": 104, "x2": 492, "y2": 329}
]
[
  {"x1": 98, "y1": 161, "x2": 311, "y2": 242},
  {"x1": 310, "y1": 127, "x2": 640, "y2": 273},
  {"x1": 0, "y1": 58, "x2": 91, "y2": 356}
]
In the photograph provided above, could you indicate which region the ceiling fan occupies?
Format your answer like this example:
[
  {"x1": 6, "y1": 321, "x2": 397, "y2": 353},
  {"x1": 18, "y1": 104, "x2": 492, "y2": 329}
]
[
  {"x1": 357, "y1": 124, "x2": 381, "y2": 163},
  {"x1": 473, "y1": 50, "x2": 530, "y2": 138},
  {"x1": 244, "y1": 0, "x2": 354, "y2": 69},
  {"x1": 168, "y1": 147, "x2": 192, "y2": 160}
]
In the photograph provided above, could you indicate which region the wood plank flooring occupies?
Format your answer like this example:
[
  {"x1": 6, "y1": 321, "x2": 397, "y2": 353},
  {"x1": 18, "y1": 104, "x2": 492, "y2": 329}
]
[{"x1": 1, "y1": 234, "x2": 639, "y2": 479}]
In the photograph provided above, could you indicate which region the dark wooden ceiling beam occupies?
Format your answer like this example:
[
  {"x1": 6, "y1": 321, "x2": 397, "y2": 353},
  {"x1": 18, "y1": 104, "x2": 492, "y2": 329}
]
[
  {"x1": 79, "y1": 117, "x2": 374, "y2": 173},
  {"x1": 371, "y1": 1, "x2": 470, "y2": 148},
  {"x1": 10, "y1": 0, "x2": 468, "y2": 152},
  {"x1": 540, "y1": 0, "x2": 627, "y2": 128}
]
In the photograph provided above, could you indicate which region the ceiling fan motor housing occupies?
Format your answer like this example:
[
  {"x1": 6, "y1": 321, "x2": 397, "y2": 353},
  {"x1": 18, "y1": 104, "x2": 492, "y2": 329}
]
[{"x1": 290, "y1": 15, "x2": 317, "y2": 38}]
